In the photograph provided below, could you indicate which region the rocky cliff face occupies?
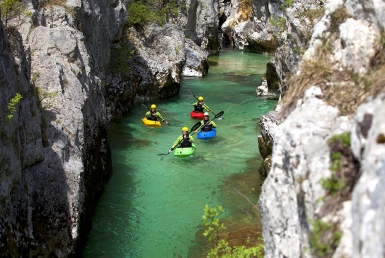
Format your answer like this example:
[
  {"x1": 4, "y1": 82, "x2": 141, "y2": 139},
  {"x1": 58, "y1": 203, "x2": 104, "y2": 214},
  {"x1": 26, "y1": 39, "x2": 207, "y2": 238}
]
[
  {"x1": 220, "y1": 0, "x2": 323, "y2": 95},
  {"x1": 0, "y1": 0, "x2": 123, "y2": 255},
  {"x1": 217, "y1": 0, "x2": 325, "y2": 177},
  {"x1": 258, "y1": 0, "x2": 385, "y2": 257},
  {"x1": 103, "y1": 0, "x2": 219, "y2": 118},
  {"x1": 0, "y1": 0, "x2": 218, "y2": 256}
]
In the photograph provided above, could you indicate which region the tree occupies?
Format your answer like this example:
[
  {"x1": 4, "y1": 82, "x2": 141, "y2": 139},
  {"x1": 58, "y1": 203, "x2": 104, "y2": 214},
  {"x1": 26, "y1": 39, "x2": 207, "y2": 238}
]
[{"x1": 0, "y1": 0, "x2": 22, "y2": 27}]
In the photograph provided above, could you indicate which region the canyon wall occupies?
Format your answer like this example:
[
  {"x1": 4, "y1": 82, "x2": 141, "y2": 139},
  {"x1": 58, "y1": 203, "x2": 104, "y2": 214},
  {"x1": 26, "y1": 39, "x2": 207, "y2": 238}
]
[{"x1": 0, "y1": 0, "x2": 218, "y2": 256}]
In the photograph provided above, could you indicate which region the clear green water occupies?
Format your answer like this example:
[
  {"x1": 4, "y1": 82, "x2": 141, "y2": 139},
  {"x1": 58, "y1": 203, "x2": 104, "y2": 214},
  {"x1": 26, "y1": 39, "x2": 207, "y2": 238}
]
[{"x1": 83, "y1": 49, "x2": 276, "y2": 258}]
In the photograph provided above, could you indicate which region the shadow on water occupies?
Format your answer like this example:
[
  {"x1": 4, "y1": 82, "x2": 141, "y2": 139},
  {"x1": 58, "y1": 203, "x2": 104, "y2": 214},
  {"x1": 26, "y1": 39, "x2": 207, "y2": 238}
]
[{"x1": 83, "y1": 49, "x2": 276, "y2": 257}]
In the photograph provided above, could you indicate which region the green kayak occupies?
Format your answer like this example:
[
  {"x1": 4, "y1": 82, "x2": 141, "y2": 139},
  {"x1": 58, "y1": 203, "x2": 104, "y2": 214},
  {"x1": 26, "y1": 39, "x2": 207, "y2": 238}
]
[{"x1": 173, "y1": 143, "x2": 196, "y2": 158}]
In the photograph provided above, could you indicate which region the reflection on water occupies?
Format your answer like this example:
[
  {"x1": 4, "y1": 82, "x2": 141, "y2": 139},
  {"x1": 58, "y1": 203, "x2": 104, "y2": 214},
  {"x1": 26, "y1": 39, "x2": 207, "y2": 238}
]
[{"x1": 83, "y1": 49, "x2": 276, "y2": 257}]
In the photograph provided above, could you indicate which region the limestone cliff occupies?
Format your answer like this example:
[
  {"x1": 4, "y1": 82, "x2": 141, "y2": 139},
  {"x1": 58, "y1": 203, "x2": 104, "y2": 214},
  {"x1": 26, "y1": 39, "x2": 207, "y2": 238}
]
[
  {"x1": 0, "y1": 0, "x2": 217, "y2": 256},
  {"x1": 258, "y1": 0, "x2": 385, "y2": 257},
  {"x1": 0, "y1": 0, "x2": 121, "y2": 255}
]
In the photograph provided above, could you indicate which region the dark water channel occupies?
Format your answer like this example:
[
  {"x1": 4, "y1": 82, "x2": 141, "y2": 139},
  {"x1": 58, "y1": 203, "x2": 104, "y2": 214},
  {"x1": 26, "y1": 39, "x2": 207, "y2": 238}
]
[{"x1": 83, "y1": 49, "x2": 276, "y2": 257}]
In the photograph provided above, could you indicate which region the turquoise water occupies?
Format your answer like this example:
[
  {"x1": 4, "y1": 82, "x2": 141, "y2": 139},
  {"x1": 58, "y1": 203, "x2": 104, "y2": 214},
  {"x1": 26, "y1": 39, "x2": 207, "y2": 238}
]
[{"x1": 83, "y1": 49, "x2": 276, "y2": 257}]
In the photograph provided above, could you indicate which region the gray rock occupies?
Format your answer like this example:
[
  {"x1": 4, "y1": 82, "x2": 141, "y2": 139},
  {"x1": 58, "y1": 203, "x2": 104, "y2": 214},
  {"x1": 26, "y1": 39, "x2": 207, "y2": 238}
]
[
  {"x1": 351, "y1": 93, "x2": 385, "y2": 257},
  {"x1": 259, "y1": 1, "x2": 385, "y2": 257}
]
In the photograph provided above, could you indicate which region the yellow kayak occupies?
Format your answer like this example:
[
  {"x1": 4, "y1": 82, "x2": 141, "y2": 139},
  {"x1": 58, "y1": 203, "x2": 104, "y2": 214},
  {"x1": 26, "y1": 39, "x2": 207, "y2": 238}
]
[{"x1": 142, "y1": 117, "x2": 162, "y2": 128}]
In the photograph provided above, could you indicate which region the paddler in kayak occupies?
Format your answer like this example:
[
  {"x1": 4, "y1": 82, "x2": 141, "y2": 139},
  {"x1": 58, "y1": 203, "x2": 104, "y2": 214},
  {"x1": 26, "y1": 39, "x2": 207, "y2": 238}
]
[
  {"x1": 145, "y1": 104, "x2": 169, "y2": 124},
  {"x1": 195, "y1": 112, "x2": 217, "y2": 132},
  {"x1": 168, "y1": 127, "x2": 194, "y2": 153},
  {"x1": 193, "y1": 96, "x2": 212, "y2": 113}
]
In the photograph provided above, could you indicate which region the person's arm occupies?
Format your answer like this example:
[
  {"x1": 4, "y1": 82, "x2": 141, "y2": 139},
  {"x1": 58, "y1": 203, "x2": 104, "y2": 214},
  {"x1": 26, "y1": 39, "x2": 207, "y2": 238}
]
[
  {"x1": 202, "y1": 103, "x2": 211, "y2": 112},
  {"x1": 170, "y1": 135, "x2": 182, "y2": 151},
  {"x1": 145, "y1": 111, "x2": 151, "y2": 117},
  {"x1": 211, "y1": 120, "x2": 217, "y2": 128},
  {"x1": 189, "y1": 135, "x2": 194, "y2": 142},
  {"x1": 156, "y1": 112, "x2": 168, "y2": 124}
]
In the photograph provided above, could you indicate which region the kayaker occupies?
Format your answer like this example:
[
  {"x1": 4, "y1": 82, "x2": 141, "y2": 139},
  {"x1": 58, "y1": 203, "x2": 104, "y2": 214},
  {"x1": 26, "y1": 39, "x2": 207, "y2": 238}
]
[
  {"x1": 196, "y1": 112, "x2": 217, "y2": 132},
  {"x1": 145, "y1": 104, "x2": 168, "y2": 124},
  {"x1": 168, "y1": 127, "x2": 194, "y2": 153},
  {"x1": 193, "y1": 96, "x2": 212, "y2": 113}
]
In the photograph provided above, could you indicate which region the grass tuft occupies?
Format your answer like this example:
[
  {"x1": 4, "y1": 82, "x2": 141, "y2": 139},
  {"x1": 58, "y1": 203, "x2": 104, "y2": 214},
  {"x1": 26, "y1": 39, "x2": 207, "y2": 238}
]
[{"x1": 282, "y1": 20, "x2": 385, "y2": 117}]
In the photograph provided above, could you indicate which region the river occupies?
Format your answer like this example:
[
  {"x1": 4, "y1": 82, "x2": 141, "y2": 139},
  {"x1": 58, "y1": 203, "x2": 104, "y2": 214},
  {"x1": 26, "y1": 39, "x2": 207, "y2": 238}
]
[{"x1": 83, "y1": 49, "x2": 276, "y2": 257}]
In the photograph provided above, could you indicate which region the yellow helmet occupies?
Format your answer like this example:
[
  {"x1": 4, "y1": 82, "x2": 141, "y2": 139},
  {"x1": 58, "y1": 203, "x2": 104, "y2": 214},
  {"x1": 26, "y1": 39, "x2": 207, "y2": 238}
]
[
  {"x1": 182, "y1": 126, "x2": 189, "y2": 132},
  {"x1": 150, "y1": 104, "x2": 156, "y2": 109},
  {"x1": 198, "y1": 96, "x2": 204, "y2": 101}
]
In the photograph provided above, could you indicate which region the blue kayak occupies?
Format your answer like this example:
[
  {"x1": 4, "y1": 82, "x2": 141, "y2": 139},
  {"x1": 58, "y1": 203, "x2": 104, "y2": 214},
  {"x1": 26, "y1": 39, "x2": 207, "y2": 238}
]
[{"x1": 197, "y1": 128, "x2": 216, "y2": 140}]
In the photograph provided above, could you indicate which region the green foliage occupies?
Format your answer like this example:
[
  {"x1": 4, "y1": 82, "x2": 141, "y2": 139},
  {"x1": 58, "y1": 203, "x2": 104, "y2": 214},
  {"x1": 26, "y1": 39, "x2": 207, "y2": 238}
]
[
  {"x1": 321, "y1": 132, "x2": 351, "y2": 195},
  {"x1": 293, "y1": 46, "x2": 305, "y2": 55},
  {"x1": 175, "y1": 44, "x2": 182, "y2": 55},
  {"x1": 4, "y1": 93, "x2": 22, "y2": 124},
  {"x1": 329, "y1": 7, "x2": 350, "y2": 33},
  {"x1": 298, "y1": 8, "x2": 324, "y2": 21},
  {"x1": 321, "y1": 170, "x2": 345, "y2": 196},
  {"x1": 380, "y1": 31, "x2": 385, "y2": 48},
  {"x1": 126, "y1": 0, "x2": 179, "y2": 27},
  {"x1": 280, "y1": 0, "x2": 293, "y2": 11},
  {"x1": 309, "y1": 219, "x2": 342, "y2": 257},
  {"x1": 127, "y1": 1, "x2": 152, "y2": 26},
  {"x1": 0, "y1": 0, "x2": 23, "y2": 26},
  {"x1": 35, "y1": 87, "x2": 58, "y2": 110},
  {"x1": 269, "y1": 16, "x2": 286, "y2": 29},
  {"x1": 202, "y1": 205, "x2": 264, "y2": 258},
  {"x1": 31, "y1": 72, "x2": 40, "y2": 85},
  {"x1": 25, "y1": 10, "x2": 33, "y2": 18},
  {"x1": 202, "y1": 204, "x2": 225, "y2": 245},
  {"x1": 350, "y1": 72, "x2": 372, "y2": 91},
  {"x1": 109, "y1": 44, "x2": 135, "y2": 74},
  {"x1": 329, "y1": 152, "x2": 342, "y2": 172}
]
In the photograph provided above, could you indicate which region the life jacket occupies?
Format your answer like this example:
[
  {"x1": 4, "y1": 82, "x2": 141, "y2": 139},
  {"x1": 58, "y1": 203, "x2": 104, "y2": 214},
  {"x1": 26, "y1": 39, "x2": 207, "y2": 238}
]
[
  {"x1": 180, "y1": 134, "x2": 192, "y2": 147},
  {"x1": 194, "y1": 103, "x2": 203, "y2": 112},
  {"x1": 148, "y1": 111, "x2": 158, "y2": 121},
  {"x1": 201, "y1": 120, "x2": 212, "y2": 132}
]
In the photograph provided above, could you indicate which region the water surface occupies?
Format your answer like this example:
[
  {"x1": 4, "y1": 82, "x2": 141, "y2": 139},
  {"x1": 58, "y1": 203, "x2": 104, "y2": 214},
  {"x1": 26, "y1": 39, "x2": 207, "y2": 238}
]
[{"x1": 83, "y1": 49, "x2": 276, "y2": 257}]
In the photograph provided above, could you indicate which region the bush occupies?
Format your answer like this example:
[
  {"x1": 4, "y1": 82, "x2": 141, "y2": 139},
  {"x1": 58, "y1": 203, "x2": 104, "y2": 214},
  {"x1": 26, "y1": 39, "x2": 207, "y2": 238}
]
[
  {"x1": 126, "y1": 0, "x2": 179, "y2": 27},
  {"x1": 127, "y1": 1, "x2": 153, "y2": 26},
  {"x1": 309, "y1": 219, "x2": 342, "y2": 257},
  {"x1": 1, "y1": 93, "x2": 22, "y2": 124},
  {"x1": 202, "y1": 205, "x2": 264, "y2": 258},
  {"x1": 0, "y1": 0, "x2": 23, "y2": 27}
]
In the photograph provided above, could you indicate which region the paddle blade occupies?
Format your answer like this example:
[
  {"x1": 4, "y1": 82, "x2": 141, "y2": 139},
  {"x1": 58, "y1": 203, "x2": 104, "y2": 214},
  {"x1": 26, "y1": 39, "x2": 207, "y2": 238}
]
[
  {"x1": 190, "y1": 121, "x2": 202, "y2": 132},
  {"x1": 157, "y1": 153, "x2": 169, "y2": 156},
  {"x1": 214, "y1": 111, "x2": 224, "y2": 119}
]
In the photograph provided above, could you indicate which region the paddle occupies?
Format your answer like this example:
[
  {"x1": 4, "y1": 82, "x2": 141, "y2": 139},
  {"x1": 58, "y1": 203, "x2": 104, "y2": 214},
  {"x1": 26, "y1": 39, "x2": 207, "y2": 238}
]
[
  {"x1": 157, "y1": 122, "x2": 202, "y2": 156},
  {"x1": 142, "y1": 104, "x2": 170, "y2": 125},
  {"x1": 188, "y1": 90, "x2": 223, "y2": 120},
  {"x1": 194, "y1": 110, "x2": 224, "y2": 133}
]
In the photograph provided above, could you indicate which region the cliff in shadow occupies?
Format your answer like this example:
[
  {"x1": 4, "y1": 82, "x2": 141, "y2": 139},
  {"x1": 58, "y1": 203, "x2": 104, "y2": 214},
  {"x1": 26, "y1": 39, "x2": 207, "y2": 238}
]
[{"x1": 0, "y1": 0, "x2": 218, "y2": 256}]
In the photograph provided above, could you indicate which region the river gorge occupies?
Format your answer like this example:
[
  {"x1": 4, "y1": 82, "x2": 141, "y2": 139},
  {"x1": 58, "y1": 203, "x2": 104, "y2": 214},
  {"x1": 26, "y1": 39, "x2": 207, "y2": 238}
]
[
  {"x1": 83, "y1": 49, "x2": 275, "y2": 257},
  {"x1": 1, "y1": 0, "x2": 384, "y2": 257}
]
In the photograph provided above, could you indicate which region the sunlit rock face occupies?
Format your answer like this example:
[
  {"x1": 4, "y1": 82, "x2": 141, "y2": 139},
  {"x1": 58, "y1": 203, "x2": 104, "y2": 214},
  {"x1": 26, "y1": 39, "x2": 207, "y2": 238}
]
[
  {"x1": 182, "y1": 38, "x2": 209, "y2": 77},
  {"x1": 351, "y1": 93, "x2": 385, "y2": 258},
  {"x1": 259, "y1": 0, "x2": 385, "y2": 257},
  {"x1": 221, "y1": 0, "x2": 322, "y2": 96}
]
